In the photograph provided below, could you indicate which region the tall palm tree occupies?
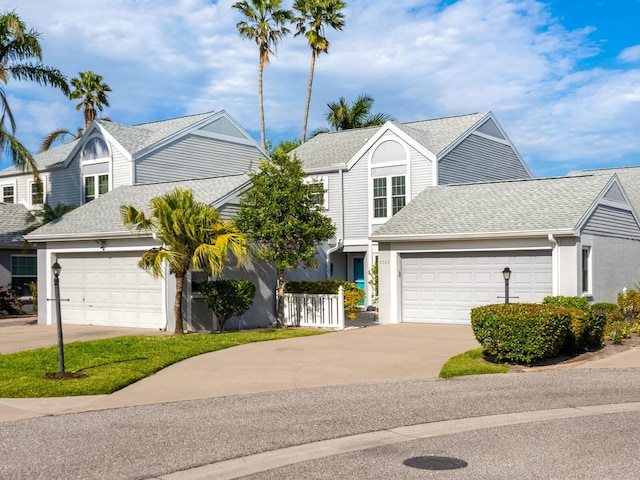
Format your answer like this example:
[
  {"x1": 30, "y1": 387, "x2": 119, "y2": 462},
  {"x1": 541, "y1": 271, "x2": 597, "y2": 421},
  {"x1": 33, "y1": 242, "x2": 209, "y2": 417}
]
[
  {"x1": 121, "y1": 188, "x2": 248, "y2": 334},
  {"x1": 40, "y1": 71, "x2": 111, "y2": 151},
  {"x1": 233, "y1": 0, "x2": 292, "y2": 148},
  {"x1": 311, "y1": 93, "x2": 393, "y2": 136},
  {"x1": 0, "y1": 11, "x2": 69, "y2": 173},
  {"x1": 293, "y1": 0, "x2": 345, "y2": 143}
]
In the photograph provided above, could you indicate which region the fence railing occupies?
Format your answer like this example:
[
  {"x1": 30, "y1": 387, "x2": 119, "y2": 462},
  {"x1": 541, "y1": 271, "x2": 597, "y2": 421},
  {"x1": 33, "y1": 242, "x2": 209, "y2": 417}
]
[{"x1": 282, "y1": 286, "x2": 344, "y2": 329}]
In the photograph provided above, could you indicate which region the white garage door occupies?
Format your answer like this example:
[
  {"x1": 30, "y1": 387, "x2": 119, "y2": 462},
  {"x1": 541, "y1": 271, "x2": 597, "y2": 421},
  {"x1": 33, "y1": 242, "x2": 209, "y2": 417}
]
[
  {"x1": 401, "y1": 251, "x2": 552, "y2": 324},
  {"x1": 56, "y1": 252, "x2": 164, "y2": 329}
]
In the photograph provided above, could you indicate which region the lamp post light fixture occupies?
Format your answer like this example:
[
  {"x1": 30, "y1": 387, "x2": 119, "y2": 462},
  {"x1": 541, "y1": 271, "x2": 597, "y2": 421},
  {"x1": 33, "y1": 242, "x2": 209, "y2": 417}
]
[
  {"x1": 502, "y1": 267, "x2": 511, "y2": 304},
  {"x1": 52, "y1": 261, "x2": 65, "y2": 374}
]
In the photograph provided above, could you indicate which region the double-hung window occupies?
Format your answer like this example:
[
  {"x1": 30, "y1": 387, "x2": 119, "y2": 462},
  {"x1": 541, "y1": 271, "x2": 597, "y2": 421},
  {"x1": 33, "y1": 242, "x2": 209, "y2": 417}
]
[
  {"x1": 30, "y1": 181, "x2": 43, "y2": 206},
  {"x1": 1, "y1": 185, "x2": 14, "y2": 203},
  {"x1": 84, "y1": 174, "x2": 109, "y2": 202},
  {"x1": 11, "y1": 255, "x2": 37, "y2": 296},
  {"x1": 373, "y1": 175, "x2": 406, "y2": 218}
]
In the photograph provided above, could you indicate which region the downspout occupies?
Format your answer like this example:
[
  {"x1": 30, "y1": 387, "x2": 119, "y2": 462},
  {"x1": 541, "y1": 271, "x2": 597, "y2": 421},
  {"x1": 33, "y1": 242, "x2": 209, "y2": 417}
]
[
  {"x1": 326, "y1": 239, "x2": 343, "y2": 280},
  {"x1": 548, "y1": 234, "x2": 558, "y2": 296},
  {"x1": 325, "y1": 167, "x2": 345, "y2": 280}
]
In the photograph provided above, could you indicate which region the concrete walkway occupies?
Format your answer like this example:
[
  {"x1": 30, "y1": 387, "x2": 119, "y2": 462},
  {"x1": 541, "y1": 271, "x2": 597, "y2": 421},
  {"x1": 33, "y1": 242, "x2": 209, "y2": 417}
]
[{"x1": 0, "y1": 321, "x2": 638, "y2": 423}]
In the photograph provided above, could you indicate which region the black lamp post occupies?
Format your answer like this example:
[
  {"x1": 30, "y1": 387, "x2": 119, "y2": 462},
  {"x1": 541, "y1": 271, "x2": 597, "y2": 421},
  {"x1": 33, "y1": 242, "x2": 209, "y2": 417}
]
[
  {"x1": 502, "y1": 267, "x2": 511, "y2": 304},
  {"x1": 52, "y1": 261, "x2": 65, "y2": 374}
]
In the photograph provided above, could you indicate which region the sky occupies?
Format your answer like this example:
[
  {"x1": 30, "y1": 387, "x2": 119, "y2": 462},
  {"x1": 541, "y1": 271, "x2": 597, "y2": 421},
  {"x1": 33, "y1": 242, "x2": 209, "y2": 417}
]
[{"x1": 2, "y1": 0, "x2": 639, "y2": 177}]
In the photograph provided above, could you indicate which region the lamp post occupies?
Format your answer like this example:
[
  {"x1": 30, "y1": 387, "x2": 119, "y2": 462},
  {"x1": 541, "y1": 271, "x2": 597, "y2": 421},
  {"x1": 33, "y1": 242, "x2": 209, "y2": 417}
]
[
  {"x1": 502, "y1": 267, "x2": 511, "y2": 304},
  {"x1": 52, "y1": 261, "x2": 65, "y2": 374}
]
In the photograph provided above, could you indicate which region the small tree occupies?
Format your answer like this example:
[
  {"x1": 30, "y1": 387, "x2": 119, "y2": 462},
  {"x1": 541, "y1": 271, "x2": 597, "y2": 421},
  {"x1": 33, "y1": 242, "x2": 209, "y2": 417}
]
[
  {"x1": 121, "y1": 188, "x2": 248, "y2": 334},
  {"x1": 200, "y1": 279, "x2": 256, "y2": 331},
  {"x1": 235, "y1": 149, "x2": 336, "y2": 325}
]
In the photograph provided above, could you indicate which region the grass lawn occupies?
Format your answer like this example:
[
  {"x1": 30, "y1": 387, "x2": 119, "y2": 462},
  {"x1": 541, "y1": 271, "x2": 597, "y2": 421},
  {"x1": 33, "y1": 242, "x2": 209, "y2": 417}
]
[
  {"x1": 0, "y1": 329, "x2": 325, "y2": 398},
  {"x1": 439, "y1": 347, "x2": 510, "y2": 379}
]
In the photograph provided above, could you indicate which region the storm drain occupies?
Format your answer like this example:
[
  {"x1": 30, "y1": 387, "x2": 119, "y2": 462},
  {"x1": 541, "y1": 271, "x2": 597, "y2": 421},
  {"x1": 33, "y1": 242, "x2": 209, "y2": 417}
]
[{"x1": 403, "y1": 456, "x2": 468, "y2": 471}]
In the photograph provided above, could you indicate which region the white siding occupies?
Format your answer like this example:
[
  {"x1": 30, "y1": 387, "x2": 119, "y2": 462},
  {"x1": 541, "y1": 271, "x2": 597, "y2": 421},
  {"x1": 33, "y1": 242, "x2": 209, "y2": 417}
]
[
  {"x1": 343, "y1": 153, "x2": 369, "y2": 239},
  {"x1": 439, "y1": 134, "x2": 530, "y2": 184},
  {"x1": 408, "y1": 144, "x2": 432, "y2": 198},
  {"x1": 112, "y1": 147, "x2": 131, "y2": 188},
  {"x1": 135, "y1": 135, "x2": 263, "y2": 184}
]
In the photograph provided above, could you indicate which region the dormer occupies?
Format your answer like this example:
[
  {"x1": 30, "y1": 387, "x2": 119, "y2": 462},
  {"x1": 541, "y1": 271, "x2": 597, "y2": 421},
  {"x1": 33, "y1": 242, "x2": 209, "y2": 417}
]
[{"x1": 81, "y1": 135, "x2": 111, "y2": 203}]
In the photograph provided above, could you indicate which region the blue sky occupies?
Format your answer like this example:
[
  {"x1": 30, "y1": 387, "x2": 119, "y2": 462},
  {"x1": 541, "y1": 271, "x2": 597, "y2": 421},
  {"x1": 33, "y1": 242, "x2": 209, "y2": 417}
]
[{"x1": 2, "y1": 0, "x2": 639, "y2": 177}]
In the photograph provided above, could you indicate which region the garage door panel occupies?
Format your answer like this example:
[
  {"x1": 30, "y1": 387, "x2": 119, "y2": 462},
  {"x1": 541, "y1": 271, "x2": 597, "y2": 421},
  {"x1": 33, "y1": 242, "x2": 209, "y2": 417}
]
[
  {"x1": 401, "y1": 251, "x2": 552, "y2": 324},
  {"x1": 57, "y1": 252, "x2": 164, "y2": 329}
]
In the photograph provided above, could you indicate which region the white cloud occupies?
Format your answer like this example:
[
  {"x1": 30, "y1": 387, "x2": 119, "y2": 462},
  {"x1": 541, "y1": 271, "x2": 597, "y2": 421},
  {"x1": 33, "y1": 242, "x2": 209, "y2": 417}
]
[{"x1": 3, "y1": 0, "x2": 640, "y2": 176}]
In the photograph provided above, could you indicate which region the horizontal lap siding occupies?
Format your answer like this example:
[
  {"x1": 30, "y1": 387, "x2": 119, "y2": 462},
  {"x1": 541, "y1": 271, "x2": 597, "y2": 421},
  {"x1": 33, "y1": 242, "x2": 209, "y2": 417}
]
[
  {"x1": 439, "y1": 134, "x2": 530, "y2": 184},
  {"x1": 135, "y1": 135, "x2": 262, "y2": 184},
  {"x1": 343, "y1": 156, "x2": 369, "y2": 239},
  {"x1": 582, "y1": 204, "x2": 640, "y2": 240},
  {"x1": 112, "y1": 148, "x2": 131, "y2": 188},
  {"x1": 409, "y1": 145, "x2": 432, "y2": 198}
]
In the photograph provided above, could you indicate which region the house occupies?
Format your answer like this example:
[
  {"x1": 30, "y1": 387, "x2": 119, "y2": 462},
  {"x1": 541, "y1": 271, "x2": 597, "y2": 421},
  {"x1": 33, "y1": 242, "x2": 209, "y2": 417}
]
[
  {"x1": 25, "y1": 174, "x2": 277, "y2": 331},
  {"x1": 1, "y1": 110, "x2": 274, "y2": 331},
  {"x1": 0, "y1": 203, "x2": 33, "y2": 299},
  {"x1": 370, "y1": 174, "x2": 640, "y2": 324},
  {"x1": 288, "y1": 112, "x2": 532, "y2": 305}
]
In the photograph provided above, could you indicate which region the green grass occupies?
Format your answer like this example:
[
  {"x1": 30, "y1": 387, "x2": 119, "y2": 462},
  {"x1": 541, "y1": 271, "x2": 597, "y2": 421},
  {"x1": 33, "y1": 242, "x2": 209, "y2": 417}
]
[
  {"x1": 0, "y1": 329, "x2": 325, "y2": 398},
  {"x1": 439, "y1": 348, "x2": 510, "y2": 379}
]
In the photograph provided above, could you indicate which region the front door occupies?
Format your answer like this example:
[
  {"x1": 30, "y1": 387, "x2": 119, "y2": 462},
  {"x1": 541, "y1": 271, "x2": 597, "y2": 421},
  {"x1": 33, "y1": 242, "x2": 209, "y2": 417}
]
[{"x1": 353, "y1": 256, "x2": 365, "y2": 306}]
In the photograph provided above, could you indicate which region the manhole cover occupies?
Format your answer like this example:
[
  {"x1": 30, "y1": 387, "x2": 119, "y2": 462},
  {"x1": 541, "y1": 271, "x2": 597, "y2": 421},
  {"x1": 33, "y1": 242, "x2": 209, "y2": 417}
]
[{"x1": 403, "y1": 456, "x2": 468, "y2": 470}]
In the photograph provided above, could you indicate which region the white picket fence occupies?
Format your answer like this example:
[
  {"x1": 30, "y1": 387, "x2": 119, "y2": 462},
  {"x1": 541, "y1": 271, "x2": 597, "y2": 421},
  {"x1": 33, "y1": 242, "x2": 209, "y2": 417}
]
[{"x1": 282, "y1": 286, "x2": 345, "y2": 329}]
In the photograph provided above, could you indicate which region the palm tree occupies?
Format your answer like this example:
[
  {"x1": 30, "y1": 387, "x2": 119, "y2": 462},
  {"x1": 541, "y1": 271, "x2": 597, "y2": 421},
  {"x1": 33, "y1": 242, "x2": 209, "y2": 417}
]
[
  {"x1": 233, "y1": 0, "x2": 292, "y2": 148},
  {"x1": 40, "y1": 71, "x2": 111, "y2": 151},
  {"x1": 293, "y1": 0, "x2": 345, "y2": 143},
  {"x1": 121, "y1": 188, "x2": 248, "y2": 334},
  {"x1": 0, "y1": 11, "x2": 69, "y2": 173},
  {"x1": 311, "y1": 93, "x2": 393, "y2": 136}
]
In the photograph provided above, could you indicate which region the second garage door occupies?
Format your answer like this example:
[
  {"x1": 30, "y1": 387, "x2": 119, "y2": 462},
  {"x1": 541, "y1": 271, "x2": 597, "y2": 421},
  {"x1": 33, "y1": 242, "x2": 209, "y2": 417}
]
[
  {"x1": 57, "y1": 252, "x2": 165, "y2": 329},
  {"x1": 401, "y1": 251, "x2": 552, "y2": 324}
]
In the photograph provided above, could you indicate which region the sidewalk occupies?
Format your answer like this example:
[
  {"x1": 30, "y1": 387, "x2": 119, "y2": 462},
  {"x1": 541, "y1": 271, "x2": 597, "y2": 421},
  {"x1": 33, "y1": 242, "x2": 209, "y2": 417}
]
[{"x1": 0, "y1": 322, "x2": 638, "y2": 423}]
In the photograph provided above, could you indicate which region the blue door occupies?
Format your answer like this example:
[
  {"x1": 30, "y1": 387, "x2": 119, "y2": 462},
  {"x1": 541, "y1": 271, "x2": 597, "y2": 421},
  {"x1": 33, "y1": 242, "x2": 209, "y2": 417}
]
[{"x1": 353, "y1": 257, "x2": 365, "y2": 306}]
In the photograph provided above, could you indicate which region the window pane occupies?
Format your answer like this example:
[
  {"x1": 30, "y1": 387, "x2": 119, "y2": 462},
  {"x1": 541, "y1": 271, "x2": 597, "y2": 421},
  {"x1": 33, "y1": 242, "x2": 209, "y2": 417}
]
[
  {"x1": 373, "y1": 178, "x2": 388, "y2": 218},
  {"x1": 31, "y1": 182, "x2": 43, "y2": 204},
  {"x1": 98, "y1": 174, "x2": 109, "y2": 195},
  {"x1": 82, "y1": 137, "x2": 110, "y2": 160},
  {"x1": 391, "y1": 176, "x2": 406, "y2": 214},
  {"x1": 373, "y1": 178, "x2": 386, "y2": 198},
  {"x1": 374, "y1": 198, "x2": 387, "y2": 218},
  {"x1": 582, "y1": 248, "x2": 590, "y2": 292},
  {"x1": 308, "y1": 182, "x2": 324, "y2": 207},
  {"x1": 85, "y1": 176, "x2": 95, "y2": 202},
  {"x1": 2, "y1": 185, "x2": 14, "y2": 203},
  {"x1": 12, "y1": 256, "x2": 37, "y2": 276}
]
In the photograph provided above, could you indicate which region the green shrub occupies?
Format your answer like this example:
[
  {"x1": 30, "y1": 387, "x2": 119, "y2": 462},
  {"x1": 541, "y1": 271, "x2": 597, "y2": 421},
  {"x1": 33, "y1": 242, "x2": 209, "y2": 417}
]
[
  {"x1": 543, "y1": 295, "x2": 590, "y2": 311},
  {"x1": 632, "y1": 320, "x2": 640, "y2": 334},
  {"x1": 617, "y1": 289, "x2": 640, "y2": 322},
  {"x1": 471, "y1": 304, "x2": 571, "y2": 364},
  {"x1": 285, "y1": 280, "x2": 365, "y2": 320},
  {"x1": 564, "y1": 307, "x2": 605, "y2": 351},
  {"x1": 199, "y1": 280, "x2": 256, "y2": 331},
  {"x1": 604, "y1": 320, "x2": 631, "y2": 344}
]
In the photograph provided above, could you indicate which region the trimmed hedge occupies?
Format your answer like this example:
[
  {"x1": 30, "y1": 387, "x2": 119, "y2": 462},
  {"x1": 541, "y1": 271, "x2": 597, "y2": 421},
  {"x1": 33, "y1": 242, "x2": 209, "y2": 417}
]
[
  {"x1": 544, "y1": 296, "x2": 606, "y2": 350},
  {"x1": 471, "y1": 303, "x2": 571, "y2": 364},
  {"x1": 285, "y1": 280, "x2": 365, "y2": 320},
  {"x1": 543, "y1": 295, "x2": 591, "y2": 311}
]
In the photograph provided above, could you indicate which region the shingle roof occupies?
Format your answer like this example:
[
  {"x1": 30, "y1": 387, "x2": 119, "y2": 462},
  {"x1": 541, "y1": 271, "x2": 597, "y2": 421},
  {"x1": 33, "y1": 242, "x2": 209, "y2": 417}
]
[
  {"x1": 572, "y1": 166, "x2": 640, "y2": 214},
  {"x1": 372, "y1": 174, "x2": 614, "y2": 239},
  {"x1": 0, "y1": 111, "x2": 217, "y2": 177},
  {"x1": 0, "y1": 203, "x2": 29, "y2": 245},
  {"x1": 26, "y1": 173, "x2": 249, "y2": 240},
  {"x1": 292, "y1": 112, "x2": 488, "y2": 171}
]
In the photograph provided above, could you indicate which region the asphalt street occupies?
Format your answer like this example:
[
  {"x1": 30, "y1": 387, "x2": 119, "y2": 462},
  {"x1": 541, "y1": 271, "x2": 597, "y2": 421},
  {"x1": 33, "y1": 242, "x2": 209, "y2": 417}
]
[{"x1": 1, "y1": 368, "x2": 639, "y2": 479}]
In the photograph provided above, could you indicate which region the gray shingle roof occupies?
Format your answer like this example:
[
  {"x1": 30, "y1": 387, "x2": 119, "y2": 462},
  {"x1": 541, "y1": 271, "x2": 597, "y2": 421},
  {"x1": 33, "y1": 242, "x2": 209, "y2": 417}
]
[
  {"x1": 0, "y1": 203, "x2": 29, "y2": 245},
  {"x1": 572, "y1": 166, "x2": 640, "y2": 214},
  {"x1": 26, "y1": 174, "x2": 249, "y2": 240},
  {"x1": 0, "y1": 111, "x2": 217, "y2": 177},
  {"x1": 292, "y1": 112, "x2": 488, "y2": 171},
  {"x1": 372, "y1": 174, "x2": 614, "y2": 239}
]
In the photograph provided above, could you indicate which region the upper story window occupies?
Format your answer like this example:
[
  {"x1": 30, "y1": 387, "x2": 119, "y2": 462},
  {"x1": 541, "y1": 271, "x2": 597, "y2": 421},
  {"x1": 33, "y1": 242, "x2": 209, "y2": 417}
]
[
  {"x1": 30, "y1": 180, "x2": 43, "y2": 206},
  {"x1": 84, "y1": 174, "x2": 109, "y2": 202},
  {"x1": 304, "y1": 176, "x2": 328, "y2": 210},
  {"x1": 82, "y1": 136, "x2": 110, "y2": 161},
  {"x1": 1, "y1": 185, "x2": 14, "y2": 203},
  {"x1": 373, "y1": 175, "x2": 406, "y2": 218}
]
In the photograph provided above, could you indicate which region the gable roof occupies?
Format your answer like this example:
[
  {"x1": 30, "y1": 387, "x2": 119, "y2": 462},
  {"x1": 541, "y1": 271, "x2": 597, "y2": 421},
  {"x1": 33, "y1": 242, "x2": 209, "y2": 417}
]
[
  {"x1": 0, "y1": 203, "x2": 29, "y2": 246},
  {"x1": 0, "y1": 111, "x2": 221, "y2": 177},
  {"x1": 26, "y1": 174, "x2": 250, "y2": 241},
  {"x1": 371, "y1": 174, "x2": 618, "y2": 241},
  {"x1": 292, "y1": 112, "x2": 488, "y2": 171},
  {"x1": 571, "y1": 166, "x2": 640, "y2": 214}
]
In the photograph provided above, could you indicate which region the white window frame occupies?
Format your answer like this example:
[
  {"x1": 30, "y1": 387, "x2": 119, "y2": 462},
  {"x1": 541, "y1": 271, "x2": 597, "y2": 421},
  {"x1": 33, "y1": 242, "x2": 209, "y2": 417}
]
[
  {"x1": 581, "y1": 246, "x2": 592, "y2": 295},
  {"x1": 1, "y1": 182, "x2": 15, "y2": 203},
  {"x1": 29, "y1": 178, "x2": 46, "y2": 208},
  {"x1": 304, "y1": 175, "x2": 328, "y2": 210},
  {"x1": 84, "y1": 173, "x2": 110, "y2": 203},
  {"x1": 372, "y1": 174, "x2": 406, "y2": 220}
]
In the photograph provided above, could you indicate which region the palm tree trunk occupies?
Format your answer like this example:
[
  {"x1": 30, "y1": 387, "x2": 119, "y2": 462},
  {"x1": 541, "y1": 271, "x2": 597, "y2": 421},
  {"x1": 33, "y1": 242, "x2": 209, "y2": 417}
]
[
  {"x1": 276, "y1": 268, "x2": 286, "y2": 327},
  {"x1": 301, "y1": 51, "x2": 317, "y2": 143},
  {"x1": 174, "y1": 274, "x2": 185, "y2": 334},
  {"x1": 258, "y1": 60, "x2": 266, "y2": 148}
]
